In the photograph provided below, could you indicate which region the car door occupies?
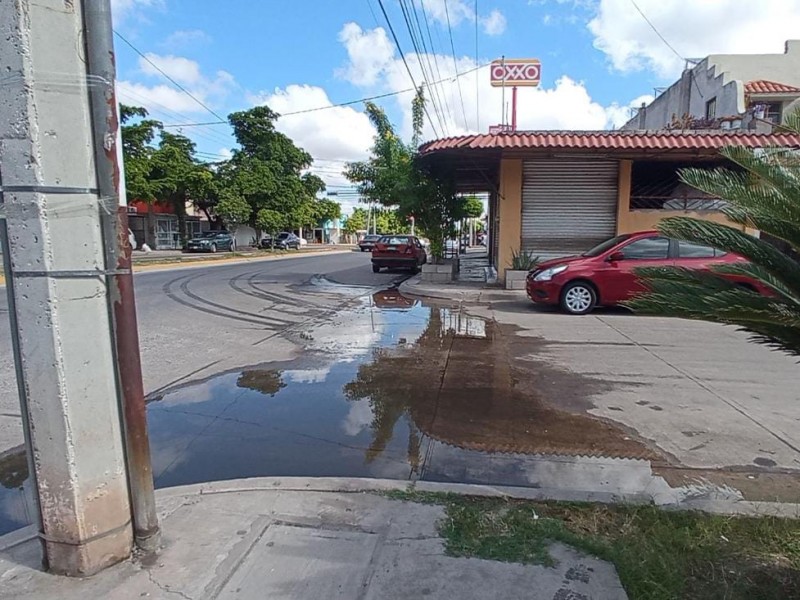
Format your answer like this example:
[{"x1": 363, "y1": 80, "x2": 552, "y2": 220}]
[
  {"x1": 600, "y1": 236, "x2": 674, "y2": 304},
  {"x1": 674, "y1": 239, "x2": 720, "y2": 271}
]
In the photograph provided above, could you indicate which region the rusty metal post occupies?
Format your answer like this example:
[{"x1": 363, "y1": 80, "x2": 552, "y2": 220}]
[{"x1": 82, "y1": 0, "x2": 160, "y2": 552}]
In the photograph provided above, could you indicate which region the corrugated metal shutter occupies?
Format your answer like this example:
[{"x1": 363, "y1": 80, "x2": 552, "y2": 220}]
[{"x1": 522, "y1": 160, "x2": 618, "y2": 259}]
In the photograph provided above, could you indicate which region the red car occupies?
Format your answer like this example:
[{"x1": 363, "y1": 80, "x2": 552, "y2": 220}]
[
  {"x1": 526, "y1": 231, "x2": 767, "y2": 315},
  {"x1": 371, "y1": 235, "x2": 428, "y2": 273}
]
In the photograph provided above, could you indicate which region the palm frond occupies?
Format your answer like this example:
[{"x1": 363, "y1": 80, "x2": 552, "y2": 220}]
[{"x1": 656, "y1": 218, "x2": 800, "y2": 296}]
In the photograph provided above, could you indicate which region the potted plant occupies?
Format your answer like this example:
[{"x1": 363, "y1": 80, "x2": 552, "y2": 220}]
[{"x1": 505, "y1": 248, "x2": 540, "y2": 290}]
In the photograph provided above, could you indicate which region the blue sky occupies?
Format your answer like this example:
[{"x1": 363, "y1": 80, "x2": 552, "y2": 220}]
[{"x1": 112, "y1": 0, "x2": 800, "y2": 209}]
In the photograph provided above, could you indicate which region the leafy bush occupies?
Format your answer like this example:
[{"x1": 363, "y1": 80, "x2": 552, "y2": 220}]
[{"x1": 510, "y1": 248, "x2": 541, "y2": 271}]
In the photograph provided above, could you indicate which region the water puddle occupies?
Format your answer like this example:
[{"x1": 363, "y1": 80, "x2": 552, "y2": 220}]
[{"x1": 2, "y1": 287, "x2": 796, "y2": 536}]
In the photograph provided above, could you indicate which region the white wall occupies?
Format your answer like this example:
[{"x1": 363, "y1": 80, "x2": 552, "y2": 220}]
[{"x1": 622, "y1": 40, "x2": 800, "y2": 130}]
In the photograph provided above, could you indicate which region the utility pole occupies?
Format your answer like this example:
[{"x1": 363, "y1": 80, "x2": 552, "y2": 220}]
[{"x1": 0, "y1": 0, "x2": 157, "y2": 575}]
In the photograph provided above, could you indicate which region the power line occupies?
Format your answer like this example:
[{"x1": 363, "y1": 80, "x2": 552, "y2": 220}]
[
  {"x1": 417, "y1": 0, "x2": 456, "y2": 132},
  {"x1": 445, "y1": 0, "x2": 469, "y2": 129},
  {"x1": 475, "y1": 0, "x2": 480, "y2": 131},
  {"x1": 113, "y1": 29, "x2": 227, "y2": 122},
  {"x1": 408, "y1": 0, "x2": 452, "y2": 134},
  {"x1": 398, "y1": 0, "x2": 447, "y2": 135},
  {"x1": 629, "y1": 0, "x2": 684, "y2": 62},
  {"x1": 159, "y1": 63, "x2": 488, "y2": 129},
  {"x1": 375, "y1": 0, "x2": 441, "y2": 137}
]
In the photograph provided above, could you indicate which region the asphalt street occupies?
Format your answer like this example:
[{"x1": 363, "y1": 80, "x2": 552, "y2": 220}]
[{"x1": 0, "y1": 251, "x2": 406, "y2": 456}]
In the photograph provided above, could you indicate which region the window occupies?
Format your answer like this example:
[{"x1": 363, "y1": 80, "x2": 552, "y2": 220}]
[
  {"x1": 620, "y1": 237, "x2": 670, "y2": 259},
  {"x1": 705, "y1": 97, "x2": 717, "y2": 120},
  {"x1": 765, "y1": 102, "x2": 782, "y2": 124},
  {"x1": 380, "y1": 236, "x2": 411, "y2": 245},
  {"x1": 583, "y1": 234, "x2": 631, "y2": 257},
  {"x1": 678, "y1": 240, "x2": 718, "y2": 258},
  {"x1": 630, "y1": 161, "x2": 728, "y2": 210}
]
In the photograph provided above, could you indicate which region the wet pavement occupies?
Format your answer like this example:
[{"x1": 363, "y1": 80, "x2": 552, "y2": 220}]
[{"x1": 3, "y1": 278, "x2": 800, "y2": 536}]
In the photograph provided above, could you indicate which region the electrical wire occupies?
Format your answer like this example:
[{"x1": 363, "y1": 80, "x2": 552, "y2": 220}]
[
  {"x1": 376, "y1": 0, "x2": 440, "y2": 137},
  {"x1": 417, "y1": 0, "x2": 456, "y2": 133},
  {"x1": 398, "y1": 0, "x2": 447, "y2": 135},
  {"x1": 409, "y1": 0, "x2": 453, "y2": 134},
  {"x1": 474, "y1": 0, "x2": 479, "y2": 130},
  {"x1": 629, "y1": 0, "x2": 684, "y2": 62},
  {"x1": 113, "y1": 30, "x2": 226, "y2": 122},
  {"x1": 444, "y1": 0, "x2": 469, "y2": 129}
]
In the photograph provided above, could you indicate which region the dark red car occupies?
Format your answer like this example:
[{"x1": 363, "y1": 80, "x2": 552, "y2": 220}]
[
  {"x1": 371, "y1": 235, "x2": 427, "y2": 273},
  {"x1": 526, "y1": 231, "x2": 767, "y2": 315}
]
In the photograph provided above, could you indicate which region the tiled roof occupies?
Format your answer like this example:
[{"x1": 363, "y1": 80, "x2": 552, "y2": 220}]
[
  {"x1": 745, "y1": 80, "x2": 800, "y2": 94},
  {"x1": 419, "y1": 130, "x2": 800, "y2": 154}
]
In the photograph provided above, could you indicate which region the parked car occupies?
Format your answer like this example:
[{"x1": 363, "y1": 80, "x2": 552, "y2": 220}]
[
  {"x1": 186, "y1": 231, "x2": 235, "y2": 253},
  {"x1": 261, "y1": 232, "x2": 301, "y2": 250},
  {"x1": 526, "y1": 230, "x2": 768, "y2": 315},
  {"x1": 359, "y1": 234, "x2": 382, "y2": 252},
  {"x1": 371, "y1": 235, "x2": 428, "y2": 273}
]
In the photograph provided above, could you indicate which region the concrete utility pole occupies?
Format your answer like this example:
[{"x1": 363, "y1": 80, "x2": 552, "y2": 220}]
[{"x1": 0, "y1": 0, "x2": 157, "y2": 575}]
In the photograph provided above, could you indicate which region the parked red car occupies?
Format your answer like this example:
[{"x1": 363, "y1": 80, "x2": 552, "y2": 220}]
[
  {"x1": 371, "y1": 235, "x2": 428, "y2": 273},
  {"x1": 526, "y1": 231, "x2": 767, "y2": 314}
]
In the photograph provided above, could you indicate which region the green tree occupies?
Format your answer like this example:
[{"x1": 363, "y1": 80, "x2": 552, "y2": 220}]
[
  {"x1": 315, "y1": 198, "x2": 342, "y2": 224},
  {"x1": 215, "y1": 191, "x2": 251, "y2": 235},
  {"x1": 149, "y1": 131, "x2": 212, "y2": 246},
  {"x1": 344, "y1": 207, "x2": 368, "y2": 235},
  {"x1": 256, "y1": 209, "x2": 284, "y2": 246},
  {"x1": 344, "y1": 88, "x2": 458, "y2": 259},
  {"x1": 221, "y1": 106, "x2": 313, "y2": 235},
  {"x1": 629, "y1": 110, "x2": 800, "y2": 356},
  {"x1": 461, "y1": 196, "x2": 484, "y2": 219},
  {"x1": 120, "y1": 104, "x2": 160, "y2": 202}
]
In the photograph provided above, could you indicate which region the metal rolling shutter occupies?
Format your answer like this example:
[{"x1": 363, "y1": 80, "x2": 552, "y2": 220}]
[{"x1": 521, "y1": 160, "x2": 618, "y2": 259}]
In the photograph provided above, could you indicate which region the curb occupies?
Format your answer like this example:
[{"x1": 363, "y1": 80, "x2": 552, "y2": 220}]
[
  {"x1": 132, "y1": 249, "x2": 354, "y2": 274},
  {"x1": 398, "y1": 275, "x2": 487, "y2": 303},
  {"x1": 154, "y1": 476, "x2": 800, "y2": 519}
]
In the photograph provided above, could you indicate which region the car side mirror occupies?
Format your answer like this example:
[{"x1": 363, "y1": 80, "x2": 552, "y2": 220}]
[{"x1": 608, "y1": 251, "x2": 625, "y2": 262}]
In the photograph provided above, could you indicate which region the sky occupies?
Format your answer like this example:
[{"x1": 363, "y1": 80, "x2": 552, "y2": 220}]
[{"x1": 112, "y1": 0, "x2": 800, "y2": 213}]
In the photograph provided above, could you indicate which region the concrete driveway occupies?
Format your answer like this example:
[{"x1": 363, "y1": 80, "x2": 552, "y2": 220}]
[{"x1": 469, "y1": 295, "x2": 800, "y2": 503}]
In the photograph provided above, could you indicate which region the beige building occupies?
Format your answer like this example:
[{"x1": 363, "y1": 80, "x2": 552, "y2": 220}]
[{"x1": 420, "y1": 130, "x2": 800, "y2": 283}]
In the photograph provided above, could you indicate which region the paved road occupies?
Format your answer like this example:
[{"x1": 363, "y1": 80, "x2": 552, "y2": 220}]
[{"x1": 0, "y1": 251, "x2": 405, "y2": 455}]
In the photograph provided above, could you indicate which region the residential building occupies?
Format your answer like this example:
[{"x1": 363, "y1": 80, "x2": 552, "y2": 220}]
[
  {"x1": 419, "y1": 130, "x2": 800, "y2": 283},
  {"x1": 622, "y1": 40, "x2": 800, "y2": 131}
]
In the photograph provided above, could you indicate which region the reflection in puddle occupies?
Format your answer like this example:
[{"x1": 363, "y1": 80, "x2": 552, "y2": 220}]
[
  {"x1": 0, "y1": 448, "x2": 34, "y2": 536},
  {"x1": 1, "y1": 288, "x2": 782, "y2": 536},
  {"x1": 146, "y1": 290, "x2": 662, "y2": 493}
]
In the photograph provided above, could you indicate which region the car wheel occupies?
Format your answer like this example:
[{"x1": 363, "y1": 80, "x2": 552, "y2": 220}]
[
  {"x1": 560, "y1": 281, "x2": 597, "y2": 315},
  {"x1": 372, "y1": 265, "x2": 381, "y2": 273},
  {"x1": 210, "y1": 243, "x2": 217, "y2": 253}
]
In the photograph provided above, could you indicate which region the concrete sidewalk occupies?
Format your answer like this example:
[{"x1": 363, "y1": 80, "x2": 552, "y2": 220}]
[
  {"x1": 399, "y1": 274, "x2": 507, "y2": 303},
  {"x1": 0, "y1": 478, "x2": 627, "y2": 600}
]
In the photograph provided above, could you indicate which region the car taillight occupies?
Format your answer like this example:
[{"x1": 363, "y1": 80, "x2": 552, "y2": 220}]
[{"x1": 374, "y1": 244, "x2": 385, "y2": 251}]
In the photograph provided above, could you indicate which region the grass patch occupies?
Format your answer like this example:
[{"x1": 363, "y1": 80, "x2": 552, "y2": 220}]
[{"x1": 385, "y1": 490, "x2": 800, "y2": 600}]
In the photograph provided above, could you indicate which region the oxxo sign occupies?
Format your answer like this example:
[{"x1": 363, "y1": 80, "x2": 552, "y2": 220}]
[{"x1": 490, "y1": 59, "x2": 541, "y2": 87}]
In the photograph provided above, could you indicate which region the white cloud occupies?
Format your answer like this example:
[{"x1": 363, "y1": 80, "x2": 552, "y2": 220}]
[
  {"x1": 588, "y1": 0, "x2": 800, "y2": 78},
  {"x1": 248, "y1": 84, "x2": 376, "y2": 214},
  {"x1": 335, "y1": 24, "x2": 631, "y2": 138},
  {"x1": 480, "y1": 9, "x2": 507, "y2": 36},
  {"x1": 421, "y1": 0, "x2": 474, "y2": 26},
  {"x1": 140, "y1": 54, "x2": 204, "y2": 86},
  {"x1": 111, "y1": 0, "x2": 160, "y2": 23},
  {"x1": 218, "y1": 147, "x2": 233, "y2": 160},
  {"x1": 604, "y1": 94, "x2": 655, "y2": 129},
  {"x1": 118, "y1": 53, "x2": 235, "y2": 117},
  {"x1": 162, "y1": 29, "x2": 211, "y2": 51},
  {"x1": 336, "y1": 23, "x2": 396, "y2": 87}
]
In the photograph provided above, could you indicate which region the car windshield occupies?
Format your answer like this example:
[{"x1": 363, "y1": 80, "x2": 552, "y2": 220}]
[
  {"x1": 364, "y1": 235, "x2": 380, "y2": 241},
  {"x1": 196, "y1": 232, "x2": 219, "y2": 239},
  {"x1": 379, "y1": 236, "x2": 411, "y2": 245},
  {"x1": 277, "y1": 232, "x2": 290, "y2": 239},
  {"x1": 582, "y1": 234, "x2": 632, "y2": 257}
]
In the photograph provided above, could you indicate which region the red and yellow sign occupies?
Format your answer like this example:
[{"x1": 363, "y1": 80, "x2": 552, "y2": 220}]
[{"x1": 490, "y1": 59, "x2": 541, "y2": 87}]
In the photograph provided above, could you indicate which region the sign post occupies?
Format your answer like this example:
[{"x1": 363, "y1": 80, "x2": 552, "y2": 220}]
[{"x1": 490, "y1": 58, "x2": 541, "y2": 132}]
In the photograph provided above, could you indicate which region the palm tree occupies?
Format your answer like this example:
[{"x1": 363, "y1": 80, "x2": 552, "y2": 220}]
[{"x1": 629, "y1": 110, "x2": 800, "y2": 356}]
